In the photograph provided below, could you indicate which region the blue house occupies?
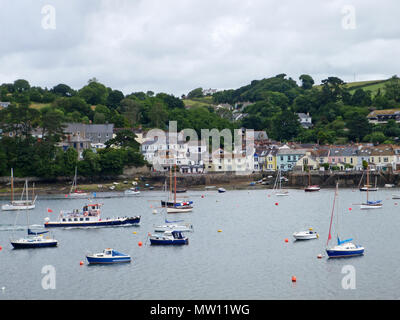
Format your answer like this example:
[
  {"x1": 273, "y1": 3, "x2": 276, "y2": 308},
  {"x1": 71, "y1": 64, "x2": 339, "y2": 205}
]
[{"x1": 276, "y1": 148, "x2": 307, "y2": 171}]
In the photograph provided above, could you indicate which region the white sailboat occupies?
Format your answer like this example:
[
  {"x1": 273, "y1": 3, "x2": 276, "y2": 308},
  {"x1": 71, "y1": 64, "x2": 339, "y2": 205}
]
[
  {"x1": 272, "y1": 168, "x2": 289, "y2": 196},
  {"x1": 2, "y1": 169, "x2": 37, "y2": 211},
  {"x1": 359, "y1": 167, "x2": 382, "y2": 210},
  {"x1": 69, "y1": 167, "x2": 88, "y2": 197}
]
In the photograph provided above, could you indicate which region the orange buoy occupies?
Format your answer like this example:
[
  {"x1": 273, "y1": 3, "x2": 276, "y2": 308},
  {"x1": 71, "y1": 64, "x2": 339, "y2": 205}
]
[
  {"x1": 138, "y1": 241, "x2": 143, "y2": 247},
  {"x1": 148, "y1": 232, "x2": 151, "y2": 236},
  {"x1": 285, "y1": 238, "x2": 289, "y2": 243},
  {"x1": 317, "y1": 254, "x2": 323, "y2": 259},
  {"x1": 79, "y1": 261, "x2": 84, "y2": 266},
  {"x1": 292, "y1": 276, "x2": 297, "y2": 282}
]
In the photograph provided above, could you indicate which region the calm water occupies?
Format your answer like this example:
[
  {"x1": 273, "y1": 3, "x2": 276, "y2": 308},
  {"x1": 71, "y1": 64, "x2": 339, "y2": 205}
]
[{"x1": 1, "y1": 187, "x2": 400, "y2": 300}]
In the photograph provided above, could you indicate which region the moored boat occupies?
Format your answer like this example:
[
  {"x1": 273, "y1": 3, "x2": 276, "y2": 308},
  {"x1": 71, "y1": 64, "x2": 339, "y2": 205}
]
[
  {"x1": 44, "y1": 203, "x2": 140, "y2": 228},
  {"x1": 149, "y1": 230, "x2": 189, "y2": 245},
  {"x1": 68, "y1": 167, "x2": 89, "y2": 197},
  {"x1": 124, "y1": 188, "x2": 140, "y2": 195},
  {"x1": 86, "y1": 248, "x2": 131, "y2": 264},
  {"x1": 11, "y1": 235, "x2": 58, "y2": 249},
  {"x1": 293, "y1": 228, "x2": 318, "y2": 240},
  {"x1": 218, "y1": 187, "x2": 226, "y2": 193},
  {"x1": 326, "y1": 183, "x2": 364, "y2": 258}
]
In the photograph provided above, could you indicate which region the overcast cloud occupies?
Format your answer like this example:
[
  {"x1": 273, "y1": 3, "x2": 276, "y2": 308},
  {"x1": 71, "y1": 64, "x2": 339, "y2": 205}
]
[{"x1": 0, "y1": 0, "x2": 399, "y2": 96}]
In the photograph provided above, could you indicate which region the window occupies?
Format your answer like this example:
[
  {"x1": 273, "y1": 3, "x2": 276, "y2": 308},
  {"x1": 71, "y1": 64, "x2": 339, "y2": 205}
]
[
  {"x1": 288, "y1": 156, "x2": 291, "y2": 161},
  {"x1": 280, "y1": 156, "x2": 284, "y2": 161},
  {"x1": 80, "y1": 218, "x2": 84, "y2": 221},
  {"x1": 74, "y1": 218, "x2": 78, "y2": 221},
  {"x1": 384, "y1": 157, "x2": 388, "y2": 162},
  {"x1": 85, "y1": 218, "x2": 89, "y2": 221}
]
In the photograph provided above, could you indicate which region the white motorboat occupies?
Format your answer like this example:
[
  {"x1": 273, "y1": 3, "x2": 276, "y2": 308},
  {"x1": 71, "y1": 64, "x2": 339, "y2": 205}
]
[
  {"x1": 124, "y1": 188, "x2": 140, "y2": 195},
  {"x1": 392, "y1": 194, "x2": 400, "y2": 199},
  {"x1": 293, "y1": 228, "x2": 319, "y2": 240},
  {"x1": 154, "y1": 223, "x2": 193, "y2": 232}
]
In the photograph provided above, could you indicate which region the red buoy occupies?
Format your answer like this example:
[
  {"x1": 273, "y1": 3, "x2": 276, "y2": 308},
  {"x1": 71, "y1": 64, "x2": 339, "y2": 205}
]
[
  {"x1": 349, "y1": 208, "x2": 352, "y2": 211},
  {"x1": 79, "y1": 261, "x2": 84, "y2": 266},
  {"x1": 292, "y1": 276, "x2": 297, "y2": 282},
  {"x1": 275, "y1": 202, "x2": 279, "y2": 206},
  {"x1": 138, "y1": 241, "x2": 143, "y2": 247},
  {"x1": 0, "y1": 246, "x2": 2, "y2": 251},
  {"x1": 285, "y1": 238, "x2": 289, "y2": 243}
]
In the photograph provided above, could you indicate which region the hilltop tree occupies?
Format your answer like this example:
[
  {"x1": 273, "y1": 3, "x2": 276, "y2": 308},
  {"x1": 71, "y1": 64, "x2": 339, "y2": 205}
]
[{"x1": 299, "y1": 74, "x2": 314, "y2": 90}]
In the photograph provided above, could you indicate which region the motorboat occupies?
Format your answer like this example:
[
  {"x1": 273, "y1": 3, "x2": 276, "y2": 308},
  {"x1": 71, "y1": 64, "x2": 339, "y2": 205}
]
[
  {"x1": 44, "y1": 203, "x2": 141, "y2": 228},
  {"x1": 218, "y1": 188, "x2": 226, "y2": 193},
  {"x1": 149, "y1": 230, "x2": 189, "y2": 245},
  {"x1": 124, "y1": 188, "x2": 140, "y2": 195},
  {"x1": 154, "y1": 223, "x2": 193, "y2": 233},
  {"x1": 293, "y1": 228, "x2": 318, "y2": 240},
  {"x1": 86, "y1": 248, "x2": 131, "y2": 264}
]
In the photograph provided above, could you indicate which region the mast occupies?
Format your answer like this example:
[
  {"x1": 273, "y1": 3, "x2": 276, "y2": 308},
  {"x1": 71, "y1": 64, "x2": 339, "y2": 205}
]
[
  {"x1": 327, "y1": 182, "x2": 338, "y2": 247},
  {"x1": 308, "y1": 169, "x2": 311, "y2": 186},
  {"x1": 169, "y1": 164, "x2": 172, "y2": 201},
  {"x1": 174, "y1": 163, "x2": 177, "y2": 204},
  {"x1": 11, "y1": 168, "x2": 14, "y2": 203},
  {"x1": 366, "y1": 166, "x2": 369, "y2": 203}
]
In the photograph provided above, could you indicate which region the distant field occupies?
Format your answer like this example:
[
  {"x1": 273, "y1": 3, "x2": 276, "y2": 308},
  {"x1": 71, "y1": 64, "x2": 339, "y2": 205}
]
[
  {"x1": 314, "y1": 79, "x2": 389, "y2": 95},
  {"x1": 183, "y1": 96, "x2": 215, "y2": 108},
  {"x1": 29, "y1": 103, "x2": 51, "y2": 110}
]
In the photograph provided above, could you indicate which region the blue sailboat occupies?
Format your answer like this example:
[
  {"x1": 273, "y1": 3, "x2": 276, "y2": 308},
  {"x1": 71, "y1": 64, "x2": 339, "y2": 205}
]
[
  {"x1": 11, "y1": 211, "x2": 58, "y2": 249},
  {"x1": 326, "y1": 183, "x2": 364, "y2": 258}
]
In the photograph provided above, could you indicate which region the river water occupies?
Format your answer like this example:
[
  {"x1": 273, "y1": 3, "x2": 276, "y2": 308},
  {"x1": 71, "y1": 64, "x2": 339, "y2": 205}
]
[{"x1": 0, "y1": 187, "x2": 399, "y2": 300}]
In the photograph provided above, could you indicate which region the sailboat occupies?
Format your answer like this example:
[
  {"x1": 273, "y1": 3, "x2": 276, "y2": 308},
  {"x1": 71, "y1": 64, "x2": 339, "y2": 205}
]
[
  {"x1": 272, "y1": 168, "x2": 289, "y2": 196},
  {"x1": 69, "y1": 167, "x2": 89, "y2": 198},
  {"x1": 359, "y1": 169, "x2": 378, "y2": 191},
  {"x1": 1, "y1": 169, "x2": 37, "y2": 211},
  {"x1": 161, "y1": 164, "x2": 193, "y2": 213},
  {"x1": 304, "y1": 169, "x2": 320, "y2": 192},
  {"x1": 10, "y1": 209, "x2": 58, "y2": 249},
  {"x1": 326, "y1": 183, "x2": 364, "y2": 258},
  {"x1": 359, "y1": 167, "x2": 382, "y2": 210}
]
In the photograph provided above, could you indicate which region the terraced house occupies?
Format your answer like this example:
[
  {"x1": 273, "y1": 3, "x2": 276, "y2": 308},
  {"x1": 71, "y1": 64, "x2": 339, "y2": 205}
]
[{"x1": 276, "y1": 148, "x2": 308, "y2": 171}]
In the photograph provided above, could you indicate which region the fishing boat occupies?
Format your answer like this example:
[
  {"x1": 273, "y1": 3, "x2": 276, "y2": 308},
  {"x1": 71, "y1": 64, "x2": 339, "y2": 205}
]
[
  {"x1": 359, "y1": 167, "x2": 382, "y2": 209},
  {"x1": 293, "y1": 228, "x2": 318, "y2": 240},
  {"x1": 161, "y1": 164, "x2": 193, "y2": 213},
  {"x1": 86, "y1": 248, "x2": 131, "y2": 264},
  {"x1": 68, "y1": 167, "x2": 89, "y2": 197},
  {"x1": 272, "y1": 168, "x2": 289, "y2": 196},
  {"x1": 124, "y1": 187, "x2": 140, "y2": 195},
  {"x1": 2, "y1": 170, "x2": 37, "y2": 211},
  {"x1": 218, "y1": 187, "x2": 226, "y2": 193},
  {"x1": 10, "y1": 209, "x2": 58, "y2": 249},
  {"x1": 304, "y1": 170, "x2": 320, "y2": 192},
  {"x1": 149, "y1": 230, "x2": 189, "y2": 245},
  {"x1": 44, "y1": 203, "x2": 141, "y2": 228},
  {"x1": 326, "y1": 183, "x2": 364, "y2": 258}
]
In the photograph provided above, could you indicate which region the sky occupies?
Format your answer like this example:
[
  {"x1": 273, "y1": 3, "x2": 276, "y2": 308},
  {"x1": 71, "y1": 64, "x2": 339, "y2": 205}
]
[{"x1": 0, "y1": 0, "x2": 399, "y2": 96}]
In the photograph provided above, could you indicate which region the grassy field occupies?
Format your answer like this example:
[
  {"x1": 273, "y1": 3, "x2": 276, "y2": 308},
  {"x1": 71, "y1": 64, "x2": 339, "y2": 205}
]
[
  {"x1": 314, "y1": 79, "x2": 389, "y2": 95},
  {"x1": 29, "y1": 103, "x2": 51, "y2": 110},
  {"x1": 183, "y1": 96, "x2": 215, "y2": 108}
]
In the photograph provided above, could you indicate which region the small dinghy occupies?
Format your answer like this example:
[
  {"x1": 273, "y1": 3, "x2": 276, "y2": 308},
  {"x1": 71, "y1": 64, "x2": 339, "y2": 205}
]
[
  {"x1": 218, "y1": 188, "x2": 226, "y2": 193},
  {"x1": 149, "y1": 230, "x2": 189, "y2": 245},
  {"x1": 293, "y1": 228, "x2": 318, "y2": 240},
  {"x1": 86, "y1": 248, "x2": 131, "y2": 264}
]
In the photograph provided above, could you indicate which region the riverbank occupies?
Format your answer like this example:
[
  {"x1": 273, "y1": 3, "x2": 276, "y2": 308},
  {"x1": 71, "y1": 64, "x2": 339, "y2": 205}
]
[{"x1": 0, "y1": 171, "x2": 399, "y2": 196}]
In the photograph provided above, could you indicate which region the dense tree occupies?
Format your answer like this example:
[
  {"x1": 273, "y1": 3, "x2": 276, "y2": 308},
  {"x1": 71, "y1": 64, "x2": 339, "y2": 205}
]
[{"x1": 299, "y1": 74, "x2": 314, "y2": 90}]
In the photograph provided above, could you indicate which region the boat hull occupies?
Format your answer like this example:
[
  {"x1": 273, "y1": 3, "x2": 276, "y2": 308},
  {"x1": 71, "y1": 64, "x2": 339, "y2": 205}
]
[
  {"x1": 44, "y1": 216, "x2": 141, "y2": 228},
  {"x1": 167, "y1": 207, "x2": 193, "y2": 213},
  {"x1": 326, "y1": 248, "x2": 364, "y2": 258},
  {"x1": 360, "y1": 204, "x2": 383, "y2": 210},
  {"x1": 86, "y1": 256, "x2": 131, "y2": 264},
  {"x1": 2, "y1": 204, "x2": 35, "y2": 211},
  {"x1": 293, "y1": 233, "x2": 318, "y2": 240},
  {"x1": 11, "y1": 239, "x2": 58, "y2": 249},
  {"x1": 149, "y1": 238, "x2": 189, "y2": 245}
]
